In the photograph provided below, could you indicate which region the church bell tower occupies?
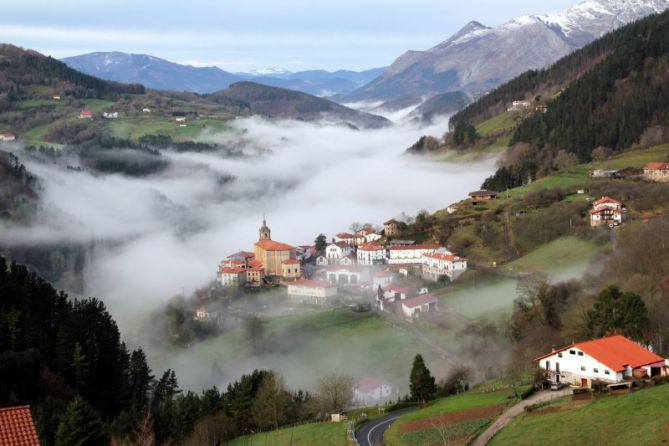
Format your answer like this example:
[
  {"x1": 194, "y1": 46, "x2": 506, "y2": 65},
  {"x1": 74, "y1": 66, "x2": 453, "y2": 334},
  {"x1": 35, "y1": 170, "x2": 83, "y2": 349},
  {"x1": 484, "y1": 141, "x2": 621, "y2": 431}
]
[{"x1": 259, "y1": 215, "x2": 271, "y2": 241}]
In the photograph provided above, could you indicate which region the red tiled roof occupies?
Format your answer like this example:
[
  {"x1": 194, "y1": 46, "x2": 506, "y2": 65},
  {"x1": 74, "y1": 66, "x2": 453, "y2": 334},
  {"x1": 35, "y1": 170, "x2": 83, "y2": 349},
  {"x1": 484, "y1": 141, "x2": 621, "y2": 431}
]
[
  {"x1": 282, "y1": 259, "x2": 300, "y2": 265},
  {"x1": 329, "y1": 241, "x2": 351, "y2": 249},
  {"x1": 290, "y1": 279, "x2": 335, "y2": 288},
  {"x1": 222, "y1": 267, "x2": 246, "y2": 274},
  {"x1": 227, "y1": 251, "x2": 254, "y2": 259},
  {"x1": 0, "y1": 406, "x2": 40, "y2": 446},
  {"x1": 336, "y1": 232, "x2": 356, "y2": 239},
  {"x1": 592, "y1": 196, "x2": 623, "y2": 206},
  {"x1": 255, "y1": 240, "x2": 295, "y2": 251},
  {"x1": 402, "y1": 294, "x2": 437, "y2": 308},
  {"x1": 0, "y1": 133, "x2": 15, "y2": 138},
  {"x1": 384, "y1": 284, "x2": 409, "y2": 293},
  {"x1": 645, "y1": 162, "x2": 669, "y2": 171},
  {"x1": 388, "y1": 244, "x2": 440, "y2": 251},
  {"x1": 534, "y1": 335, "x2": 665, "y2": 372},
  {"x1": 589, "y1": 205, "x2": 623, "y2": 215},
  {"x1": 423, "y1": 252, "x2": 466, "y2": 261},
  {"x1": 358, "y1": 244, "x2": 385, "y2": 251}
]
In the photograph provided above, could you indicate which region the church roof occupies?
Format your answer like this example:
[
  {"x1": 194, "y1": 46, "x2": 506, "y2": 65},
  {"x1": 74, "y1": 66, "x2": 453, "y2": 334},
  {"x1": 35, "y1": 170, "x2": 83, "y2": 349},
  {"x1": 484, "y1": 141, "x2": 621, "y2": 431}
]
[{"x1": 255, "y1": 240, "x2": 295, "y2": 251}]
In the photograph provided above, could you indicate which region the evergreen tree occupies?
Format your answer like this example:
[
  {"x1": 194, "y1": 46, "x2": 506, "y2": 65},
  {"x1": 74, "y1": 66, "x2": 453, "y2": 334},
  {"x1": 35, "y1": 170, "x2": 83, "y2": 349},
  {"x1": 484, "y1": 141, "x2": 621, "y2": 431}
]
[
  {"x1": 252, "y1": 372, "x2": 292, "y2": 430},
  {"x1": 409, "y1": 354, "x2": 437, "y2": 404},
  {"x1": 129, "y1": 349, "x2": 154, "y2": 410},
  {"x1": 585, "y1": 286, "x2": 650, "y2": 340},
  {"x1": 55, "y1": 397, "x2": 107, "y2": 446},
  {"x1": 315, "y1": 234, "x2": 327, "y2": 253}
]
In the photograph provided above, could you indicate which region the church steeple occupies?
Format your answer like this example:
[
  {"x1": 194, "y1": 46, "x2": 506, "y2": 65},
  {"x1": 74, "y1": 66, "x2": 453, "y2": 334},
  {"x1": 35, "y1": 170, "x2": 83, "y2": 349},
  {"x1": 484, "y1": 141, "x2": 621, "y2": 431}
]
[{"x1": 259, "y1": 214, "x2": 271, "y2": 241}]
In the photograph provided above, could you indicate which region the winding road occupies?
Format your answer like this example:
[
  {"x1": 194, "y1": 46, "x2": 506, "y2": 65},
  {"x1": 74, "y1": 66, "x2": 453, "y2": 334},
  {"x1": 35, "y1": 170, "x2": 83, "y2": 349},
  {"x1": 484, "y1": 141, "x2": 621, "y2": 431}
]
[{"x1": 355, "y1": 408, "x2": 416, "y2": 446}]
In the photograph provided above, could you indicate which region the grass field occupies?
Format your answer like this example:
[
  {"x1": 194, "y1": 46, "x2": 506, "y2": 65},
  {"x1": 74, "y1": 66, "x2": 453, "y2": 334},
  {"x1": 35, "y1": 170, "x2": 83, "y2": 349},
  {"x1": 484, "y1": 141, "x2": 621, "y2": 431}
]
[
  {"x1": 476, "y1": 112, "x2": 516, "y2": 137},
  {"x1": 384, "y1": 390, "x2": 516, "y2": 446},
  {"x1": 147, "y1": 308, "x2": 442, "y2": 393},
  {"x1": 109, "y1": 117, "x2": 232, "y2": 141},
  {"x1": 505, "y1": 236, "x2": 602, "y2": 275},
  {"x1": 489, "y1": 385, "x2": 669, "y2": 446},
  {"x1": 226, "y1": 420, "x2": 348, "y2": 446}
]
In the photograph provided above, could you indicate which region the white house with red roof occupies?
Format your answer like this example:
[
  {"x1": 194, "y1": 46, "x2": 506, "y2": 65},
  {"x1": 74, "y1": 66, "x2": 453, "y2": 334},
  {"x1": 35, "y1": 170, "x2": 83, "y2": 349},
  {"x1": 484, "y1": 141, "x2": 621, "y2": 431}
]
[
  {"x1": 353, "y1": 378, "x2": 394, "y2": 405},
  {"x1": 383, "y1": 284, "x2": 409, "y2": 301},
  {"x1": 357, "y1": 244, "x2": 387, "y2": 265},
  {"x1": 287, "y1": 279, "x2": 337, "y2": 305},
  {"x1": 387, "y1": 244, "x2": 441, "y2": 265},
  {"x1": 422, "y1": 252, "x2": 468, "y2": 282},
  {"x1": 334, "y1": 232, "x2": 365, "y2": 246},
  {"x1": 644, "y1": 162, "x2": 669, "y2": 182},
  {"x1": 590, "y1": 197, "x2": 626, "y2": 228},
  {"x1": 401, "y1": 294, "x2": 438, "y2": 318},
  {"x1": 79, "y1": 110, "x2": 93, "y2": 119},
  {"x1": 534, "y1": 335, "x2": 668, "y2": 388},
  {"x1": 326, "y1": 242, "x2": 353, "y2": 264},
  {"x1": 0, "y1": 133, "x2": 16, "y2": 142}
]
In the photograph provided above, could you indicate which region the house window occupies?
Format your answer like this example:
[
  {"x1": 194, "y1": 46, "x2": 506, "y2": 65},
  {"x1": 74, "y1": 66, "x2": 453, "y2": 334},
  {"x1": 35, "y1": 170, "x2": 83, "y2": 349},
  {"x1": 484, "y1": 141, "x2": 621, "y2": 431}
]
[
  {"x1": 578, "y1": 351, "x2": 583, "y2": 356},
  {"x1": 558, "y1": 353, "x2": 562, "y2": 358},
  {"x1": 569, "y1": 350, "x2": 576, "y2": 355},
  {"x1": 580, "y1": 366, "x2": 586, "y2": 371},
  {"x1": 604, "y1": 370, "x2": 610, "y2": 375},
  {"x1": 545, "y1": 360, "x2": 550, "y2": 370},
  {"x1": 593, "y1": 368, "x2": 599, "y2": 373}
]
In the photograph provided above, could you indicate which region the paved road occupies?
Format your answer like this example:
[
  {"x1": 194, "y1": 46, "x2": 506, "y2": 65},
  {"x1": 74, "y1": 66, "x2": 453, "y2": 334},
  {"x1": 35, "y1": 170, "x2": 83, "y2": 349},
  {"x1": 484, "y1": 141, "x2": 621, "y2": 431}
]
[
  {"x1": 355, "y1": 408, "x2": 416, "y2": 446},
  {"x1": 472, "y1": 388, "x2": 572, "y2": 446}
]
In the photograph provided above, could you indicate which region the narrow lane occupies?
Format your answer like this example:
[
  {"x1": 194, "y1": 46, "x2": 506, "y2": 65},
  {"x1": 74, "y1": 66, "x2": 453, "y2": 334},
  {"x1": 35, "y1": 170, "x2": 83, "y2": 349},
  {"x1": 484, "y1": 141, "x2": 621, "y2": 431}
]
[{"x1": 355, "y1": 408, "x2": 416, "y2": 446}]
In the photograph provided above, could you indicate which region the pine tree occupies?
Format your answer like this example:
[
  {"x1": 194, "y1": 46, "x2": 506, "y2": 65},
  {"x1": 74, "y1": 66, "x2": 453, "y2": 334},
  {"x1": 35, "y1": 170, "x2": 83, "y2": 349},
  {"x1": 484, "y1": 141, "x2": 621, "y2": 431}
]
[
  {"x1": 55, "y1": 397, "x2": 107, "y2": 446},
  {"x1": 129, "y1": 349, "x2": 154, "y2": 410},
  {"x1": 253, "y1": 372, "x2": 291, "y2": 430},
  {"x1": 409, "y1": 354, "x2": 437, "y2": 404},
  {"x1": 71, "y1": 342, "x2": 89, "y2": 393}
]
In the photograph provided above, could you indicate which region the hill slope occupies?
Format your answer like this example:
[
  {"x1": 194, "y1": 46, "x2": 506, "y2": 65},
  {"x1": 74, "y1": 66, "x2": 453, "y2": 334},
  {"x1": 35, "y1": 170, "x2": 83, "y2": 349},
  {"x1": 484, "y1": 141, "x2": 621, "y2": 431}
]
[
  {"x1": 345, "y1": 0, "x2": 668, "y2": 103},
  {"x1": 213, "y1": 82, "x2": 391, "y2": 128}
]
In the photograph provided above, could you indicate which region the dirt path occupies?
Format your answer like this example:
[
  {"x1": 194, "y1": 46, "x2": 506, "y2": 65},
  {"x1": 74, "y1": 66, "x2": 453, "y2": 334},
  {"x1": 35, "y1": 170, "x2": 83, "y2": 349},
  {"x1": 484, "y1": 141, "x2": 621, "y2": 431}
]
[{"x1": 472, "y1": 388, "x2": 572, "y2": 446}]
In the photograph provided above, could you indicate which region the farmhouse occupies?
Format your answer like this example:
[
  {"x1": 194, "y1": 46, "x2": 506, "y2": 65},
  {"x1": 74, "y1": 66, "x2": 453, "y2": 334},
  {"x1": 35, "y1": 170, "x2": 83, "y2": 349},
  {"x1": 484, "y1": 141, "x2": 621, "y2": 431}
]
[
  {"x1": 387, "y1": 244, "x2": 440, "y2": 265},
  {"x1": 0, "y1": 405, "x2": 40, "y2": 446},
  {"x1": 0, "y1": 133, "x2": 16, "y2": 142},
  {"x1": 353, "y1": 378, "x2": 394, "y2": 405},
  {"x1": 175, "y1": 116, "x2": 187, "y2": 122},
  {"x1": 384, "y1": 219, "x2": 401, "y2": 237},
  {"x1": 401, "y1": 294, "x2": 438, "y2": 318},
  {"x1": 79, "y1": 110, "x2": 93, "y2": 119},
  {"x1": 357, "y1": 244, "x2": 387, "y2": 265},
  {"x1": 644, "y1": 162, "x2": 669, "y2": 182},
  {"x1": 326, "y1": 242, "x2": 353, "y2": 264},
  {"x1": 287, "y1": 279, "x2": 337, "y2": 305},
  {"x1": 535, "y1": 335, "x2": 669, "y2": 388},
  {"x1": 469, "y1": 190, "x2": 498, "y2": 202},
  {"x1": 422, "y1": 252, "x2": 468, "y2": 282},
  {"x1": 383, "y1": 284, "x2": 409, "y2": 301},
  {"x1": 590, "y1": 196, "x2": 626, "y2": 228},
  {"x1": 508, "y1": 100, "x2": 531, "y2": 111}
]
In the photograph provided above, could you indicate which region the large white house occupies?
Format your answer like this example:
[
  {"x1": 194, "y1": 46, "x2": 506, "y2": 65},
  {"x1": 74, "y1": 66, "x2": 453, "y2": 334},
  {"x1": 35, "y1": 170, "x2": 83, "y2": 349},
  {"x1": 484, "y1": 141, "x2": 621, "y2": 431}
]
[
  {"x1": 357, "y1": 244, "x2": 387, "y2": 265},
  {"x1": 422, "y1": 252, "x2": 468, "y2": 282},
  {"x1": 316, "y1": 265, "x2": 371, "y2": 285},
  {"x1": 387, "y1": 244, "x2": 441, "y2": 265},
  {"x1": 287, "y1": 279, "x2": 337, "y2": 305},
  {"x1": 535, "y1": 335, "x2": 669, "y2": 388},
  {"x1": 326, "y1": 242, "x2": 353, "y2": 264},
  {"x1": 590, "y1": 196, "x2": 626, "y2": 228}
]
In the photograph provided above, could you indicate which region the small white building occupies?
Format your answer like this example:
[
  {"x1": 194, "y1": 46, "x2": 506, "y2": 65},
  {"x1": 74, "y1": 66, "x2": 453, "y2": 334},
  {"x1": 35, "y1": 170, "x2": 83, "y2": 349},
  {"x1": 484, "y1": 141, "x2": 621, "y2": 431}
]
[
  {"x1": 383, "y1": 284, "x2": 409, "y2": 301},
  {"x1": 326, "y1": 242, "x2": 353, "y2": 264},
  {"x1": 335, "y1": 232, "x2": 365, "y2": 246},
  {"x1": 357, "y1": 244, "x2": 387, "y2": 265},
  {"x1": 353, "y1": 378, "x2": 394, "y2": 405},
  {"x1": 102, "y1": 111, "x2": 119, "y2": 119},
  {"x1": 401, "y1": 294, "x2": 438, "y2": 318},
  {"x1": 0, "y1": 133, "x2": 16, "y2": 142},
  {"x1": 644, "y1": 162, "x2": 669, "y2": 182},
  {"x1": 535, "y1": 335, "x2": 668, "y2": 388},
  {"x1": 507, "y1": 100, "x2": 531, "y2": 111},
  {"x1": 219, "y1": 266, "x2": 247, "y2": 287},
  {"x1": 142, "y1": 108, "x2": 152, "y2": 113},
  {"x1": 287, "y1": 279, "x2": 338, "y2": 305},
  {"x1": 373, "y1": 271, "x2": 394, "y2": 288},
  {"x1": 422, "y1": 252, "x2": 468, "y2": 282},
  {"x1": 175, "y1": 116, "x2": 187, "y2": 122},
  {"x1": 387, "y1": 244, "x2": 441, "y2": 265},
  {"x1": 590, "y1": 196, "x2": 626, "y2": 228}
]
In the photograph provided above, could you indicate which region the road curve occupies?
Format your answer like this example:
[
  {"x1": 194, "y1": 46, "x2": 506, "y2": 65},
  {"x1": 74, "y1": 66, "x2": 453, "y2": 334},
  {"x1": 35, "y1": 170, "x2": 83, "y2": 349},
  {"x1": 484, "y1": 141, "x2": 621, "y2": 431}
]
[{"x1": 355, "y1": 408, "x2": 416, "y2": 446}]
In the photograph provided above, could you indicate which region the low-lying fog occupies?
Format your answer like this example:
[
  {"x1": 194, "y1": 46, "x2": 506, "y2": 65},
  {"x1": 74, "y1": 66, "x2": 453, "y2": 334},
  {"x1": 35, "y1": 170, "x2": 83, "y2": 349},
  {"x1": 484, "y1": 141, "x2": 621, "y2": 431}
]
[{"x1": 2, "y1": 114, "x2": 498, "y2": 390}]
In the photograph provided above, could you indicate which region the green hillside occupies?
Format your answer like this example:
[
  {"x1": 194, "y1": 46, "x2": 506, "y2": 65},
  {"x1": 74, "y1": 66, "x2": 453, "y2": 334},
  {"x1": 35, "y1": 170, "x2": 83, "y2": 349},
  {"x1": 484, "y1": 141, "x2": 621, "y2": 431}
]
[{"x1": 490, "y1": 385, "x2": 669, "y2": 446}]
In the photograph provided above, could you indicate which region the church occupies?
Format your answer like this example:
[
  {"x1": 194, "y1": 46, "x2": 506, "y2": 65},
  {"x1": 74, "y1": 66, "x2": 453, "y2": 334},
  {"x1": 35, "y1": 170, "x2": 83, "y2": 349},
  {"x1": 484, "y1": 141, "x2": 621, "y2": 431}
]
[{"x1": 219, "y1": 217, "x2": 301, "y2": 287}]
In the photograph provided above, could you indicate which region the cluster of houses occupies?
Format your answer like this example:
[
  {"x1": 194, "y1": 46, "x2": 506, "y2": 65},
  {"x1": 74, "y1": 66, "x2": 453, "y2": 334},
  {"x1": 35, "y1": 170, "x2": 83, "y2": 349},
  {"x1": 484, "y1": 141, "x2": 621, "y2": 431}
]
[{"x1": 215, "y1": 217, "x2": 468, "y2": 318}]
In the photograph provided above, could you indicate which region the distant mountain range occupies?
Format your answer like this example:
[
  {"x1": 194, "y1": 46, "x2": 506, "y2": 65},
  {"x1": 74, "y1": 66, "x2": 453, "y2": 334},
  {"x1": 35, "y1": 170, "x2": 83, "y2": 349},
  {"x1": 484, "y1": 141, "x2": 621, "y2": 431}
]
[
  {"x1": 61, "y1": 52, "x2": 384, "y2": 97},
  {"x1": 344, "y1": 0, "x2": 669, "y2": 103}
]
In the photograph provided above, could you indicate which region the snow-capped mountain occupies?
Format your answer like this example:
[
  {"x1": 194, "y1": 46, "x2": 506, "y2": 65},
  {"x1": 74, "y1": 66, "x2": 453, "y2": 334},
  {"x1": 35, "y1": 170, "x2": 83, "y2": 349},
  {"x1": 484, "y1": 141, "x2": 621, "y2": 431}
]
[{"x1": 346, "y1": 0, "x2": 669, "y2": 102}]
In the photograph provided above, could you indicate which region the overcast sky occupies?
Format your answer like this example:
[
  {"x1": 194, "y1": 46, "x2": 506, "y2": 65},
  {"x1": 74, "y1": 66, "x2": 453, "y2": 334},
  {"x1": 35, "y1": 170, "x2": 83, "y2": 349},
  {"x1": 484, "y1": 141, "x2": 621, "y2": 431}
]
[{"x1": 0, "y1": 0, "x2": 578, "y2": 72}]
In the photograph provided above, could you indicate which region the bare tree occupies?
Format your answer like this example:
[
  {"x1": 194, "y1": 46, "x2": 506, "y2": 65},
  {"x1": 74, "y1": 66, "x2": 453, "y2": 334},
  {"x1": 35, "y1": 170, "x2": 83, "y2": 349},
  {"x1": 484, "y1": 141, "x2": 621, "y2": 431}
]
[{"x1": 316, "y1": 372, "x2": 354, "y2": 414}]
